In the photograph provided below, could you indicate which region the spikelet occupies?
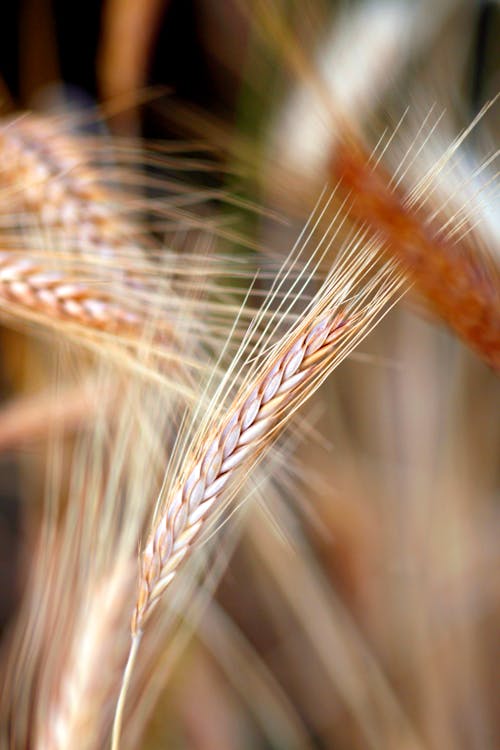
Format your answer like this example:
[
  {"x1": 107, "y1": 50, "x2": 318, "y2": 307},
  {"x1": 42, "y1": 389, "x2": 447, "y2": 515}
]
[{"x1": 0, "y1": 250, "x2": 142, "y2": 333}]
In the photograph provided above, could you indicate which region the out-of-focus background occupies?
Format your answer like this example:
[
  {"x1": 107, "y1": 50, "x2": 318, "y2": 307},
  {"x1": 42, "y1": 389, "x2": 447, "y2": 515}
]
[{"x1": 0, "y1": 2, "x2": 499, "y2": 749}]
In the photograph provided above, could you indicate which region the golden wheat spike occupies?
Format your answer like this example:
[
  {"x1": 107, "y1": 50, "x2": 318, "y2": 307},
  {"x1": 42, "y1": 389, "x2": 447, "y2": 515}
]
[
  {"x1": 0, "y1": 115, "x2": 146, "y2": 265},
  {"x1": 133, "y1": 310, "x2": 357, "y2": 631},
  {"x1": 0, "y1": 116, "x2": 214, "y2": 375},
  {"x1": 330, "y1": 135, "x2": 500, "y2": 371},
  {"x1": 0, "y1": 251, "x2": 143, "y2": 332},
  {"x1": 109, "y1": 220, "x2": 403, "y2": 747},
  {"x1": 248, "y1": 0, "x2": 499, "y2": 370}
]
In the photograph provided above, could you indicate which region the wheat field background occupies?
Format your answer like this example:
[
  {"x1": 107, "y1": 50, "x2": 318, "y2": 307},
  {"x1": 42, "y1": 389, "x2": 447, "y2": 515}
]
[{"x1": 0, "y1": 1, "x2": 498, "y2": 749}]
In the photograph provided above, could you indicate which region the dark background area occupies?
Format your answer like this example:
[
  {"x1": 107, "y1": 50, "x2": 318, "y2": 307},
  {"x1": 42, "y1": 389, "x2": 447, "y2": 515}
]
[
  {"x1": 0, "y1": 0, "x2": 239, "y2": 125},
  {"x1": 0, "y1": 0, "x2": 498, "y2": 117}
]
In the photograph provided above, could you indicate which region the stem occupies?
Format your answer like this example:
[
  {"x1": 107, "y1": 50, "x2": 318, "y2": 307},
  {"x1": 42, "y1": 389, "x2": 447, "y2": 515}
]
[{"x1": 111, "y1": 631, "x2": 142, "y2": 750}]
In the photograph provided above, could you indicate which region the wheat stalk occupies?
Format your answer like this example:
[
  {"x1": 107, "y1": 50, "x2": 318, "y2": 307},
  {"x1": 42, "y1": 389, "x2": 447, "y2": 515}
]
[
  {"x1": 0, "y1": 352, "x2": 177, "y2": 750},
  {"x1": 36, "y1": 564, "x2": 134, "y2": 750}
]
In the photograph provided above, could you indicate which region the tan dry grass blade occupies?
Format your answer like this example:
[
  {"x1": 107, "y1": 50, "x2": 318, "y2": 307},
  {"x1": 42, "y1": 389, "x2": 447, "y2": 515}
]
[{"x1": 0, "y1": 377, "x2": 111, "y2": 451}]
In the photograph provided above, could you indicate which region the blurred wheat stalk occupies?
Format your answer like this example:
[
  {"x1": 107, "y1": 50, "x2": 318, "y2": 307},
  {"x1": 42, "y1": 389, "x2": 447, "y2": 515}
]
[{"x1": 0, "y1": 1, "x2": 498, "y2": 749}]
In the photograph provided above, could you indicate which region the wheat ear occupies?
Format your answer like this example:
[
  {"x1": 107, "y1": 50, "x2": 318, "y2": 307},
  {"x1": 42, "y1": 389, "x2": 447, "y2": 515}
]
[
  {"x1": 0, "y1": 115, "x2": 281, "y2": 375},
  {"x1": 133, "y1": 287, "x2": 400, "y2": 629},
  {"x1": 131, "y1": 311, "x2": 355, "y2": 631},
  {"x1": 330, "y1": 133, "x2": 500, "y2": 371},
  {"x1": 0, "y1": 115, "x2": 146, "y2": 270},
  {"x1": 110, "y1": 236, "x2": 402, "y2": 747},
  {"x1": 0, "y1": 115, "x2": 149, "y2": 340},
  {"x1": 0, "y1": 250, "x2": 146, "y2": 333},
  {"x1": 248, "y1": 1, "x2": 499, "y2": 369},
  {"x1": 0, "y1": 116, "x2": 206, "y2": 363}
]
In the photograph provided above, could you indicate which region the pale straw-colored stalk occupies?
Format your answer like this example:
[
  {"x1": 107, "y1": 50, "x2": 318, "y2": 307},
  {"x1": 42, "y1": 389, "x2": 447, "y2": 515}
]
[{"x1": 35, "y1": 564, "x2": 134, "y2": 750}]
